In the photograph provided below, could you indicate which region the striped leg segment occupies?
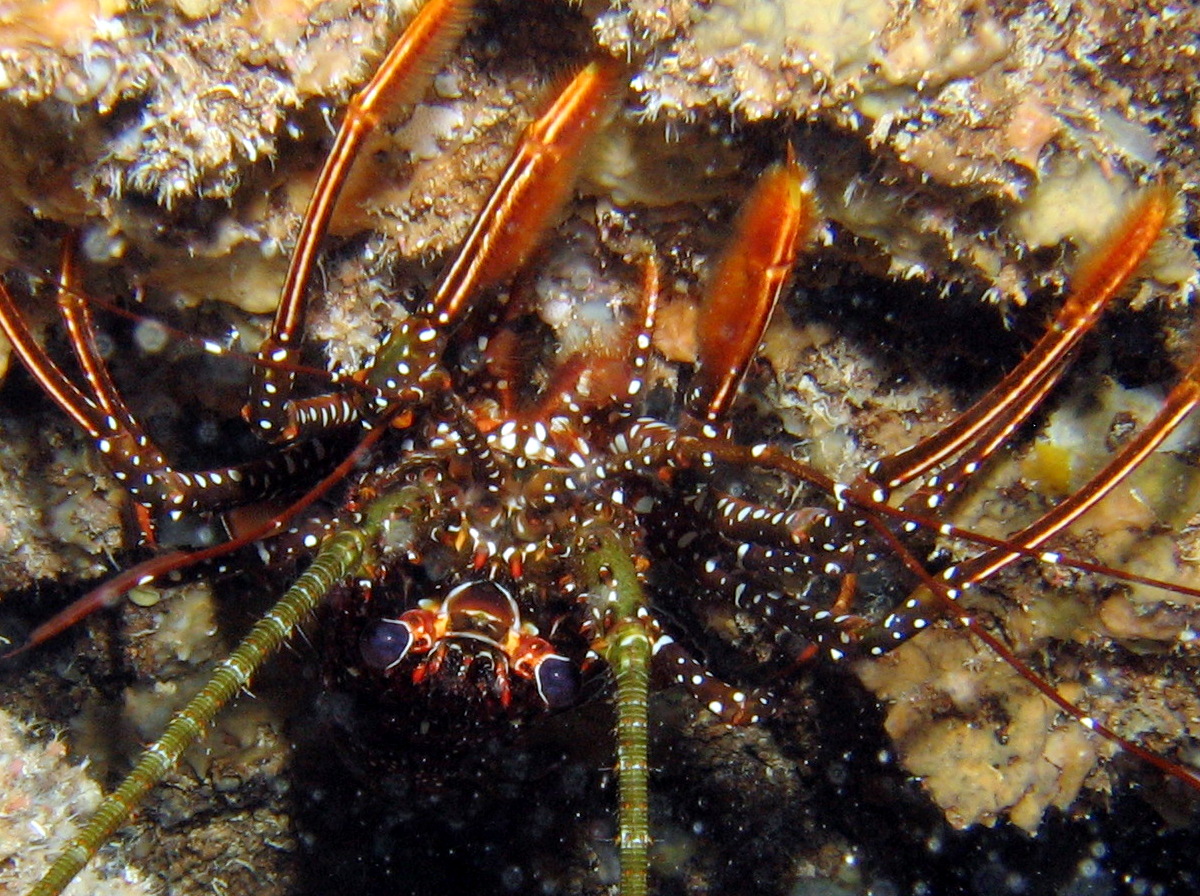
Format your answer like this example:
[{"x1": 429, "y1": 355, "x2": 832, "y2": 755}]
[
  {"x1": 684, "y1": 148, "x2": 815, "y2": 428},
  {"x1": 866, "y1": 187, "x2": 1170, "y2": 501},
  {"x1": 0, "y1": 243, "x2": 348, "y2": 544},
  {"x1": 427, "y1": 59, "x2": 623, "y2": 327},
  {"x1": 246, "y1": 0, "x2": 476, "y2": 440}
]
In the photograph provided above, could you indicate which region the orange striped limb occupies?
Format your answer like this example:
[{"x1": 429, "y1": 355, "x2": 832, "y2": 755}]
[
  {"x1": 428, "y1": 58, "x2": 624, "y2": 326},
  {"x1": 0, "y1": 241, "x2": 129, "y2": 447},
  {"x1": 947, "y1": 351, "x2": 1200, "y2": 587},
  {"x1": 0, "y1": 240, "x2": 190, "y2": 543},
  {"x1": 53, "y1": 238, "x2": 157, "y2": 462},
  {"x1": 685, "y1": 147, "x2": 816, "y2": 426},
  {"x1": 528, "y1": 257, "x2": 660, "y2": 427},
  {"x1": 247, "y1": 0, "x2": 476, "y2": 440},
  {"x1": 466, "y1": 256, "x2": 657, "y2": 428},
  {"x1": 868, "y1": 186, "x2": 1171, "y2": 496},
  {"x1": 366, "y1": 58, "x2": 623, "y2": 399}
]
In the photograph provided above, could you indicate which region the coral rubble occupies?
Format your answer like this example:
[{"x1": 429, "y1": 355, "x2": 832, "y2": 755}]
[{"x1": 0, "y1": 708, "x2": 153, "y2": 896}]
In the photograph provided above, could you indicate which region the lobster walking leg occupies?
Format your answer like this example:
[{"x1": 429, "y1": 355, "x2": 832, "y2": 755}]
[
  {"x1": 866, "y1": 188, "x2": 1170, "y2": 498},
  {"x1": 684, "y1": 147, "x2": 814, "y2": 428},
  {"x1": 247, "y1": 0, "x2": 475, "y2": 440},
  {"x1": 0, "y1": 243, "x2": 345, "y2": 535}
]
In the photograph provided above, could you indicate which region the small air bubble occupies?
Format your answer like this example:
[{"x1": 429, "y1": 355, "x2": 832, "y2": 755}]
[
  {"x1": 194, "y1": 418, "x2": 220, "y2": 446},
  {"x1": 131, "y1": 318, "x2": 168, "y2": 354},
  {"x1": 81, "y1": 226, "x2": 127, "y2": 263},
  {"x1": 86, "y1": 329, "x2": 115, "y2": 361}
]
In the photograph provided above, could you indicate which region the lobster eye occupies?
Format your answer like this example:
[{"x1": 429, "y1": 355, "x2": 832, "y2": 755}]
[
  {"x1": 359, "y1": 618, "x2": 412, "y2": 671},
  {"x1": 534, "y1": 654, "x2": 579, "y2": 710}
]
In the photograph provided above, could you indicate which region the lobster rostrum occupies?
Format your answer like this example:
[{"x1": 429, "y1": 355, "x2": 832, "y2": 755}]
[{"x1": 1, "y1": 1, "x2": 1199, "y2": 894}]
